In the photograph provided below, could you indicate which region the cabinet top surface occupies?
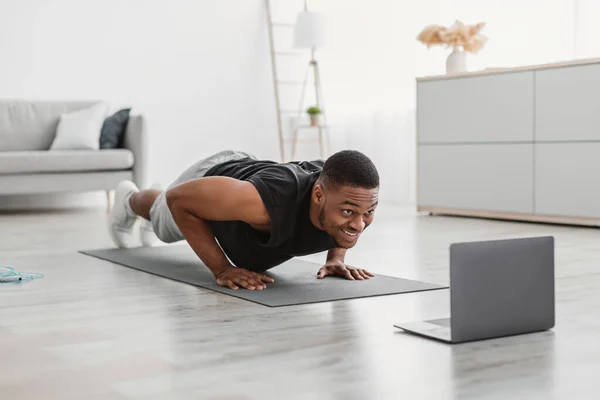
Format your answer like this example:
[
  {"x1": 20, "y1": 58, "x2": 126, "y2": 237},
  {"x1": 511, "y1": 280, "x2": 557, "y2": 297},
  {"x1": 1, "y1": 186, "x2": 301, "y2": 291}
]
[{"x1": 416, "y1": 56, "x2": 600, "y2": 82}]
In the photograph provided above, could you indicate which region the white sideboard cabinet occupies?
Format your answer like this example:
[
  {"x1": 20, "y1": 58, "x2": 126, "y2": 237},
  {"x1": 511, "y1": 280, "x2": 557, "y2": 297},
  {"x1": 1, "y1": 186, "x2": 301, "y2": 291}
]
[{"x1": 417, "y1": 58, "x2": 600, "y2": 226}]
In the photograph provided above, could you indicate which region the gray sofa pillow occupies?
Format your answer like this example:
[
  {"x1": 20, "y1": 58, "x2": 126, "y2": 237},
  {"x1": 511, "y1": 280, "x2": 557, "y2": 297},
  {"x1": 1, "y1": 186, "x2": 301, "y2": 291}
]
[{"x1": 99, "y1": 108, "x2": 131, "y2": 149}]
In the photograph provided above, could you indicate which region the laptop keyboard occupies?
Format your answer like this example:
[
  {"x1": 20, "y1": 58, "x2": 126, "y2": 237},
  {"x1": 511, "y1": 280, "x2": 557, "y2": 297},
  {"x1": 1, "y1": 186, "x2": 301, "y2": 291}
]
[{"x1": 426, "y1": 318, "x2": 451, "y2": 327}]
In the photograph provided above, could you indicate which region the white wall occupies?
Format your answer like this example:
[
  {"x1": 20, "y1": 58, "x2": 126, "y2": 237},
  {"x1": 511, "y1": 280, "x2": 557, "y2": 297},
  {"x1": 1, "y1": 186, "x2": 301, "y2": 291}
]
[
  {"x1": 6, "y1": 0, "x2": 594, "y2": 210},
  {"x1": 305, "y1": 0, "x2": 599, "y2": 206},
  {"x1": 0, "y1": 0, "x2": 279, "y2": 209}
]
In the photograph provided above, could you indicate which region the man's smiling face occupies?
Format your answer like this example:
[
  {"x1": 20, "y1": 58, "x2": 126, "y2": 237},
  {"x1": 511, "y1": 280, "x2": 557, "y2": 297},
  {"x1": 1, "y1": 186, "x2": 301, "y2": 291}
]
[{"x1": 314, "y1": 184, "x2": 379, "y2": 248}]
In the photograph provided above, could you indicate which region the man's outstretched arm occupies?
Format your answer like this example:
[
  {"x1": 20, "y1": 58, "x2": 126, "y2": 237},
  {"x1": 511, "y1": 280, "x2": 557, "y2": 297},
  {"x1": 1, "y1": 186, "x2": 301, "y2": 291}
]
[
  {"x1": 165, "y1": 177, "x2": 274, "y2": 290},
  {"x1": 327, "y1": 247, "x2": 347, "y2": 263}
]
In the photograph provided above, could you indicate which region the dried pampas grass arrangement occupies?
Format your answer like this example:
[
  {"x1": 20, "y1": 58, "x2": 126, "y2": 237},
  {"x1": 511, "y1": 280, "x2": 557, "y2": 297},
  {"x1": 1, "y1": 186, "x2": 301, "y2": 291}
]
[{"x1": 417, "y1": 20, "x2": 487, "y2": 53}]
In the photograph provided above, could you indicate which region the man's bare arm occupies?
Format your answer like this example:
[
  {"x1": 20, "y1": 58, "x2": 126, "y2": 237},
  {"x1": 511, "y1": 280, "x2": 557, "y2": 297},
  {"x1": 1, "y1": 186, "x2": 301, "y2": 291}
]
[
  {"x1": 167, "y1": 176, "x2": 270, "y2": 224},
  {"x1": 327, "y1": 247, "x2": 347, "y2": 263},
  {"x1": 166, "y1": 177, "x2": 270, "y2": 279}
]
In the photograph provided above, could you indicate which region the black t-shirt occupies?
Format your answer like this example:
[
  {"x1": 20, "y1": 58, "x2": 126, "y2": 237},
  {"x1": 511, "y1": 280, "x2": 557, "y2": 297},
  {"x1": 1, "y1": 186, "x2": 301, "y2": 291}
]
[{"x1": 204, "y1": 157, "x2": 337, "y2": 272}]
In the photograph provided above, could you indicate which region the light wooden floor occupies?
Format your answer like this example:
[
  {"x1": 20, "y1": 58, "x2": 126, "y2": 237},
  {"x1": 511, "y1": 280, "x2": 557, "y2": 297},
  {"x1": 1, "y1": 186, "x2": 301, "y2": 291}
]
[{"x1": 1, "y1": 205, "x2": 600, "y2": 399}]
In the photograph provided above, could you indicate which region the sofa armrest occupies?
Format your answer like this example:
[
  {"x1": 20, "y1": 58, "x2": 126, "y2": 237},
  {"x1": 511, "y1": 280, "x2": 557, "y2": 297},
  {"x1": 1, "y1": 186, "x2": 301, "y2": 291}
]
[{"x1": 122, "y1": 114, "x2": 148, "y2": 189}]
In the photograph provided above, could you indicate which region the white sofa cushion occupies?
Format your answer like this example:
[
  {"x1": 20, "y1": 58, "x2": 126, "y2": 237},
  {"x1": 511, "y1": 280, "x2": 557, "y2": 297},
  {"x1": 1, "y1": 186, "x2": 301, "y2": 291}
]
[
  {"x1": 0, "y1": 150, "x2": 134, "y2": 174},
  {"x1": 0, "y1": 100, "x2": 99, "y2": 151},
  {"x1": 49, "y1": 102, "x2": 108, "y2": 150}
]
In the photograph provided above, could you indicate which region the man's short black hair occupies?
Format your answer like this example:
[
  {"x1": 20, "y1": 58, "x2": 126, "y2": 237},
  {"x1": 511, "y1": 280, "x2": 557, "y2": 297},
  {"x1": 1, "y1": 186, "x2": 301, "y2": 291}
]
[{"x1": 319, "y1": 150, "x2": 379, "y2": 190}]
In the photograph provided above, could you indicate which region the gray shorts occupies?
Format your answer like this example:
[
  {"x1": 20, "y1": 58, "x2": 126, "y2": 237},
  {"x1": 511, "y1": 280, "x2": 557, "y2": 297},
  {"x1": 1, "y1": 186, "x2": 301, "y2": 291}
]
[{"x1": 149, "y1": 150, "x2": 256, "y2": 243}]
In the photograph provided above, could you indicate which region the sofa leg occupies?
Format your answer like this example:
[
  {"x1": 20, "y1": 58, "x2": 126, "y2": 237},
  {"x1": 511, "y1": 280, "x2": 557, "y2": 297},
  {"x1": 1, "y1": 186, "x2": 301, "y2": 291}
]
[{"x1": 106, "y1": 190, "x2": 112, "y2": 213}]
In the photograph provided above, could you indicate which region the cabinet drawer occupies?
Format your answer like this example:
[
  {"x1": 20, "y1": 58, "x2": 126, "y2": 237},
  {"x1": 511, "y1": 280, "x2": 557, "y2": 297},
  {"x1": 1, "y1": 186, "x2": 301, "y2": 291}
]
[
  {"x1": 417, "y1": 72, "x2": 534, "y2": 143},
  {"x1": 535, "y1": 64, "x2": 600, "y2": 141},
  {"x1": 535, "y1": 143, "x2": 600, "y2": 217},
  {"x1": 418, "y1": 144, "x2": 533, "y2": 213}
]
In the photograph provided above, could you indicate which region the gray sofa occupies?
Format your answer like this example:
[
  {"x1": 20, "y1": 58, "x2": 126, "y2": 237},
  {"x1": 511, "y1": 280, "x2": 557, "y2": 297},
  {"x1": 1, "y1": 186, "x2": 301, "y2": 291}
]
[{"x1": 0, "y1": 100, "x2": 147, "y2": 209}]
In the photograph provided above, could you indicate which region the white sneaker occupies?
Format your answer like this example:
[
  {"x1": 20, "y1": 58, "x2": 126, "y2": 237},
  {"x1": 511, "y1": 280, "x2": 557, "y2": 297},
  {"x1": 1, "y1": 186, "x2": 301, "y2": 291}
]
[
  {"x1": 139, "y1": 219, "x2": 158, "y2": 247},
  {"x1": 108, "y1": 180, "x2": 140, "y2": 248},
  {"x1": 139, "y1": 182, "x2": 162, "y2": 247}
]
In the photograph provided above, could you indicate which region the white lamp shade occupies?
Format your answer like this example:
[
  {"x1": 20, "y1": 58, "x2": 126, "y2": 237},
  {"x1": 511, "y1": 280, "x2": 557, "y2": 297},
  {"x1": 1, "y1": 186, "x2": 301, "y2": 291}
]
[{"x1": 293, "y1": 11, "x2": 328, "y2": 49}]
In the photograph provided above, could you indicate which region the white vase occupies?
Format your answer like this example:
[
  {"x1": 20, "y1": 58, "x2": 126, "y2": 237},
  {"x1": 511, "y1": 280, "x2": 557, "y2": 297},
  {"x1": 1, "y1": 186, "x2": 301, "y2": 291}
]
[{"x1": 446, "y1": 48, "x2": 467, "y2": 74}]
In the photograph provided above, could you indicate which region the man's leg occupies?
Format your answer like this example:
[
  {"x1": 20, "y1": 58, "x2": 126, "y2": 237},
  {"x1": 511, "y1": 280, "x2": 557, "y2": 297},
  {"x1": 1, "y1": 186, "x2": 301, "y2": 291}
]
[
  {"x1": 141, "y1": 150, "x2": 257, "y2": 247},
  {"x1": 131, "y1": 183, "x2": 163, "y2": 247},
  {"x1": 107, "y1": 180, "x2": 143, "y2": 248},
  {"x1": 129, "y1": 189, "x2": 161, "y2": 220},
  {"x1": 108, "y1": 180, "x2": 179, "y2": 248},
  {"x1": 108, "y1": 150, "x2": 257, "y2": 248}
]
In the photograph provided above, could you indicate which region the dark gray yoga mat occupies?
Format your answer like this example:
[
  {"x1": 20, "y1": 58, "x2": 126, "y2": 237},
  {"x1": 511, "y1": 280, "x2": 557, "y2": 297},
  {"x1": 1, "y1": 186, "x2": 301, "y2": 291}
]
[{"x1": 80, "y1": 245, "x2": 446, "y2": 307}]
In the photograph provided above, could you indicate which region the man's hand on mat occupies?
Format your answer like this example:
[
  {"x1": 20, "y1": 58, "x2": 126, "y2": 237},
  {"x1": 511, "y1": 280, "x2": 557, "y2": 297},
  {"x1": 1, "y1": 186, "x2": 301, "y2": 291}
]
[
  {"x1": 215, "y1": 265, "x2": 274, "y2": 290},
  {"x1": 317, "y1": 261, "x2": 374, "y2": 281}
]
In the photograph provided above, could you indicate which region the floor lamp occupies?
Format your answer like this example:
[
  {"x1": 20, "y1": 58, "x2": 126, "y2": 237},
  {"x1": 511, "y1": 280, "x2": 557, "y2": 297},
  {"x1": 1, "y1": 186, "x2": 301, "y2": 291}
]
[{"x1": 291, "y1": 9, "x2": 330, "y2": 160}]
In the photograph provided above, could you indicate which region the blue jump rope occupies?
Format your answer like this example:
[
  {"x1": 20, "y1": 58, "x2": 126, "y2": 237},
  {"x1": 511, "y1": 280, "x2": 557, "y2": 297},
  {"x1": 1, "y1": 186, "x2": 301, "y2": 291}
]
[{"x1": 0, "y1": 266, "x2": 44, "y2": 283}]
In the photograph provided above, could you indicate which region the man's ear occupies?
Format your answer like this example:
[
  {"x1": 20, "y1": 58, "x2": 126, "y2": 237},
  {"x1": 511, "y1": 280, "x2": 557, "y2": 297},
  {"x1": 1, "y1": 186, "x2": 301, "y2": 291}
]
[{"x1": 313, "y1": 181, "x2": 325, "y2": 204}]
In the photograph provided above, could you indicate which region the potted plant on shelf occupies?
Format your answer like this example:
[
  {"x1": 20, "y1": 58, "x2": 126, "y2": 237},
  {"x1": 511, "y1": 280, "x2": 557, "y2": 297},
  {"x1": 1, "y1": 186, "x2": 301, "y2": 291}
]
[{"x1": 306, "y1": 105, "x2": 321, "y2": 127}]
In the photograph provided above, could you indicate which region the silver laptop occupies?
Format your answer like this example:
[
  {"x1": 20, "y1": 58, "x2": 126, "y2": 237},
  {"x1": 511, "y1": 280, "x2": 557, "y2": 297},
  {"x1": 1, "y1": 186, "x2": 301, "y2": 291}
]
[{"x1": 394, "y1": 236, "x2": 555, "y2": 344}]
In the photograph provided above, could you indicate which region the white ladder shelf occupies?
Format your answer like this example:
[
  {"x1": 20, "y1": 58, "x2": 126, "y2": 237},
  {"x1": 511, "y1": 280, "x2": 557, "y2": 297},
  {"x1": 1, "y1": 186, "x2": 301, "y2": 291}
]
[{"x1": 264, "y1": 0, "x2": 330, "y2": 162}]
